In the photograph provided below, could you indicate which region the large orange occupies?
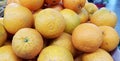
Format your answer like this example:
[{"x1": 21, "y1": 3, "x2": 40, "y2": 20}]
[
  {"x1": 51, "y1": 32, "x2": 76, "y2": 55},
  {"x1": 12, "y1": 28, "x2": 44, "y2": 59},
  {"x1": 72, "y1": 23, "x2": 103, "y2": 52},
  {"x1": 82, "y1": 49, "x2": 114, "y2": 61},
  {"x1": 18, "y1": 0, "x2": 44, "y2": 11},
  {"x1": 84, "y1": 3, "x2": 98, "y2": 18},
  {"x1": 35, "y1": 8, "x2": 65, "y2": 39},
  {"x1": 90, "y1": 7, "x2": 117, "y2": 27},
  {"x1": 63, "y1": 0, "x2": 86, "y2": 13},
  {"x1": 0, "y1": 45, "x2": 22, "y2": 61},
  {"x1": 0, "y1": 23, "x2": 7, "y2": 46},
  {"x1": 37, "y1": 45, "x2": 74, "y2": 61},
  {"x1": 4, "y1": 3, "x2": 33, "y2": 34},
  {"x1": 78, "y1": 8, "x2": 89, "y2": 23},
  {"x1": 99, "y1": 26, "x2": 119, "y2": 52},
  {"x1": 60, "y1": 9, "x2": 80, "y2": 34}
]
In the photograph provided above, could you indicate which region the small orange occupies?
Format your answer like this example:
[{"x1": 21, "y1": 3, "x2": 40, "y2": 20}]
[
  {"x1": 0, "y1": 45, "x2": 22, "y2": 61},
  {"x1": 19, "y1": 0, "x2": 44, "y2": 11},
  {"x1": 4, "y1": 3, "x2": 33, "y2": 34},
  {"x1": 99, "y1": 26, "x2": 119, "y2": 52},
  {"x1": 82, "y1": 49, "x2": 114, "y2": 61},
  {"x1": 63, "y1": 0, "x2": 86, "y2": 13},
  {"x1": 84, "y1": 3, "x2": 98, "y2": 18},
  {"x1": 35, "y1": 8, "x2": 65, "y2": 39},
  {"x1": 37, "y1": 45, "x2": 74, "y2": 61},
  {"x1": 12, "y1": 28, "x2": 44, "y2": 59},
  {"x1": 72, "y1": 23, "x2": 103, "y2": 52},
  {"x1": 51, "y1": 32, "x2": 76, "y2": 55},
  {"x1": 90, "y1": 7, "x2": 117, "y2": 27},
  {"x1": 60, "y1": 9, "x2": 80, "y2": 34}
]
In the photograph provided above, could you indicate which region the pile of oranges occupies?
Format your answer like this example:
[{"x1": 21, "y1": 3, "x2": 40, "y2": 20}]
[{"x1": 0, "y1": 0, "x2": 119, "y2": 61}]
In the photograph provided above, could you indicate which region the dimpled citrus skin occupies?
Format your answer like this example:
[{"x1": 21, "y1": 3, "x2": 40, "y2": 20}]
[
  {"x1": 4, "y1": 3, "x2": 33, "y2": 34},
  {"x1": 35, "y1": 8, "x2": 65, "y2": 39},
  {"x1": 0, "y1": 45, "x2": 22, "y2": 61},
  {"x1": 90, "y1": 8, "x2": 117, "y2": 27},
  {"x1": 82, "y1": 49, "x2": 114, "y2": 61},
  {"x1": 99, "y1": 26, "x2": 119, "y2": 52},
  {"x1": 12, "y1": 28, "x2": 43, "y2": 59},
  {"x1": 72, "y1": 23, "x2": 103, "y2": 52},
  {"x1": 37, "y1": 45, "x2": 74, "y2": 61}
]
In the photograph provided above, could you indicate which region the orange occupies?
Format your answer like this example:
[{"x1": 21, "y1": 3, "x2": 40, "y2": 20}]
[
  {"x1": 99, "y1": 26, "x2": 119, "y2": 52},
  {"x1": 90, "y1": 7, "x2": 117, "y2": 27},
  {"x1": 72, "y1": 23, "x2": 103, "y2": 52},
  {"x1": 51, "y1": 32, "x2": 76, "y2": 55},
  {"x1": 0, "y1": 45, "x2": 22, "y2": 61},
  {"x1": 45, "y1": 0, "x2": 61, "y2": 6},
  {"x1": 0, "y1": 23, "x2": 7, "y2": 46},
  {"x1": 35, "y1": 8, "x2": 65, "y2": 39},
  {"x1": 63, "y1": 0, "x2": 86, "y2": 13},
  {"x1": 37, "y1": 45, "x2": 74, "y2": 61},
  {"x1": 78, "y1": 8, "x2": 89, "y2": 23},
  {"x1": 60, "y1": 9, "x2": 80, "y2": 34},
  {"x1": 18, "y1": 0, "x2": 44, "y2": 11},
  {"x1": 82, "y1": 49, "x2": 114, "y2": 61},
  {"x1": 84, "y1": 3, "x2": 98, "y2": 18},
  {"x1": 12, "y1": 28, "x2": 44, "y2": 59},
  {"x1": 4, "y1": 3, "x2": 33, "y2": 34}
]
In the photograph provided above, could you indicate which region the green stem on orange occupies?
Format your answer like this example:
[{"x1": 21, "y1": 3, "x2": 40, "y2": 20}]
[{"x1": 24, "y1": 38, "x2": 29, "y2": 42}]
